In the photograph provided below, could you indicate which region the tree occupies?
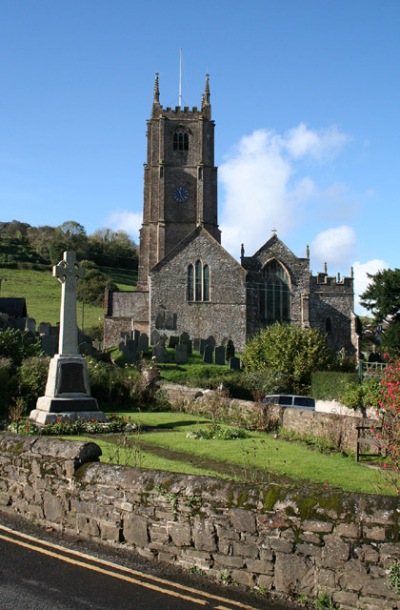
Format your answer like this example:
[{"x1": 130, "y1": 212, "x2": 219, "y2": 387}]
[
  {"x1": 88, "y1": 228, "x2": 137, "y2": 269},
  {"x1": 242, "y1": 323, "x2": 332, "y2": 393},
  {"x1": 360, "y1": 268, "x2": 400, "y2": 355},
  {"x1": 0, "y1": 328, "x2": 42, "y2": 367},
  {"x1": 76, "y1": 262, "x2": 117, "y2": 307}
]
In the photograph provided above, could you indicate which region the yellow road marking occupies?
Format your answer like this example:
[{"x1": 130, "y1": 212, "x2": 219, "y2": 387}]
[
  {"x1": 0, "y1": 524, "x2": 261, "y2": 610},
  {"x1": 0, "y1": 532, "x2": 206, "y2": 606}
]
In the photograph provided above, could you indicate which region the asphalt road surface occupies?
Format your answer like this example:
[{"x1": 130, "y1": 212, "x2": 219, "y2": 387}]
[{"x1": 0, "y1": 514, "x2": 292, "y2": 610}]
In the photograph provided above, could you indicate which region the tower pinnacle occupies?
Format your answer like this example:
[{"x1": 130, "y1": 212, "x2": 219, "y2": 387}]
[
  {"x1": 202, "y1": 73, "x2": 210, "y2": 108},
  {"x1": 153, "y1": 72, "x2": 160, "y2": 104}
]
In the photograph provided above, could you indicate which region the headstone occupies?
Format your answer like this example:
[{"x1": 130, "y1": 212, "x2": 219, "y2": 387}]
[
  {"x1": 229, "y1": 356, "x2": 241, "y2": 370},
  {"x1": 30, "y1": 251, "x2": 105, "y2": 425},
  {"x1": 226, "y1": 339, "x2": 235, "y2": 361},
  {"x1": 25, "y1": 317, "x2": 36, "y2": 334},
  {"x1": 200, "y1": 339, "x2": 208, "y2": 355},
  {"x1": 152, "y1": 340, "x2": 168, "y2": 363},
  {"x1": 151, "y1": 329, "x2": 160, "y2": 346},
  {"x1": 206, "y1": 335, "x2": 216, "y2": 350},
  {"x1": 193, "y1": 337, "x2": 201, "y2": 352},
  {"x1": 138, "y1": 333, "x2": 149, "y2": 353},
  {"x1": 39, "y1": 322, "x2": 51, "y2": 336},
  {"x1": 122, "y1": 339, "x2": 137, "y2": 363},
  {"x1": 203, "y1": 345, "x2": 213, "y2": 364},
  {"x1": 215, "y1": 346, "x2": 226, "y2": 366},
  {"x1": 40, "y1": 334, "x2": 58, "y2": 357},
  {"x1": 180, "y1": 332, "x2": 192, "y2": 355},
  {"x1": 168, "y1": 335, "x2": 179, "y2": 348},
  {"x1": 175, "y1": 344, "x2": 188, "y2": 364}
]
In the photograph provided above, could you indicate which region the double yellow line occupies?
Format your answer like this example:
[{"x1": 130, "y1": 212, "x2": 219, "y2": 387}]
[{"x1": 0, "y1": 524, "x2": 261, "y2": 610}]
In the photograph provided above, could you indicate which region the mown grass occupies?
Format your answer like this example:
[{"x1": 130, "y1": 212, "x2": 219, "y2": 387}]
[
  {"x1": 0, "y1": 266, "x2": 134, "y2": 328},
  {"x1": 77, "y1": 411, "x2": 392, "y2": 495}
]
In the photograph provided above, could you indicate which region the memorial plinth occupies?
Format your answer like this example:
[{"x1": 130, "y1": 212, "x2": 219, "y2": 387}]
[{"x1": 30, "y1": 251, "x2": 106, "y2": 425}]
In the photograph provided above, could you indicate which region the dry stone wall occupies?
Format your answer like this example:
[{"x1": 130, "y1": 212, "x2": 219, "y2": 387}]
[{"x1": 0, "y1": 433, "x2": 399, "y2": 610}]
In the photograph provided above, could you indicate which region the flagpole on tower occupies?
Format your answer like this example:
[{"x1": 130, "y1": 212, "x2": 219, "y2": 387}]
[{"x1": 178, "y1": 48, "x2": 182, "y2": 108}]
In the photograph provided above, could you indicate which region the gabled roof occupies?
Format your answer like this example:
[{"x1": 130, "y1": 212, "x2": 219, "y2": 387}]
[
  {"x1": 251, "y1": 232, "x2": 299, "y2": 260},
  {"x1": 150, "y1": 225, "x2": 246, "y2": 277},
  {"x1": 0, "y1": 298, "x2": 28, "y2": 319}
]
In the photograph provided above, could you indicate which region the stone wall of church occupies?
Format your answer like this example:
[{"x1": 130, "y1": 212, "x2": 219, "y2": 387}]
[
  {"x1": 150, "y1": 230, "x2": 248, "y2": 351},
  {"x1": 243, "y1": 237, "x2": 311, "y2": 338},
  {"x1": 103, "y1": 290, "x2": 150, "y2": 349},
  {"x1": 310, "y1": 274, "x2": 356, "y2": 355}
]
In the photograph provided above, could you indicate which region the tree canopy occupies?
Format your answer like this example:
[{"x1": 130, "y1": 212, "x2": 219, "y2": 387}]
[
  {"x1": 360, "y1": 268, "x2": 400, "y2": 356},
  {"x1": 242, "y1": 323, "x2": 331, "y2": 394}
]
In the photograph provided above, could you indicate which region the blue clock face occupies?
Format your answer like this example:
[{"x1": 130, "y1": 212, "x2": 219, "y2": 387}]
[{"x1": 174, "y1": 187, "x2": 189, "y2": 202}]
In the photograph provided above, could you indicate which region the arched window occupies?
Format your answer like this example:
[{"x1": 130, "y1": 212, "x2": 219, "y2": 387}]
[
  {"x1": 187, "y1": 260, "x2": 210, "y2": 302},
  {"x1": 260, "y1": 260, "x2": 290, "y2": 323},
  {"x1": 187, "y1": 264, "x2": 194, "y2": 301},
  {"x1": 173, "y1": 129, "x2": 189, "y2": 151}
]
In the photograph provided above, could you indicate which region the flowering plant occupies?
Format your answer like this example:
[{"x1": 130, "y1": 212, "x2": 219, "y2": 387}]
[{"x1": 374, "y1": 357, "x2": 400, "y2": 492}]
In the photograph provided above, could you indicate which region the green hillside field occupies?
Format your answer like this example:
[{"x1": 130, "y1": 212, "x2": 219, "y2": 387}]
[{"x1": 0, "y1": 266, "x2": 135, "y2": 330}]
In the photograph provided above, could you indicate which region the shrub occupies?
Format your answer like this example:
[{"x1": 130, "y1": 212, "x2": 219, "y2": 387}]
[
  {"x1": 311, "y1": 371, "x2": 359, "y2": 401},
  {"x1": 18, "y1": 356, "x2": 49, "y2": 411},
  {"x1": 0, "y1": 357, "x2": 14, "y2": 418},
  {"x1": 374, "y1": 358, "x2": 400, "y2": 491}
]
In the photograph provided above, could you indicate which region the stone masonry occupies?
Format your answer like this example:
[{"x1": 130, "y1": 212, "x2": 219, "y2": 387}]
[{"x1": 0, "y1": 433, "x2": 399, "y2": 610}]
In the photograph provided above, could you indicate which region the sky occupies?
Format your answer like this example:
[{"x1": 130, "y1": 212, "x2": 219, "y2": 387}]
[{"x1": 1, "y1": 0, "x2": 399, "y2": 314}]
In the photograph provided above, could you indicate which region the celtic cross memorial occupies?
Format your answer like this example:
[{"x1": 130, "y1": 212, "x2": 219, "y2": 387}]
[{"x1": 30, "y1": 251, "x2": 105, "y2": 425}]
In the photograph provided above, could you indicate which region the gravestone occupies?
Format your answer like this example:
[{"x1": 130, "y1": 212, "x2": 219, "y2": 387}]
[
  {"x1": 25, "y1": 317, "x2": 36, "y2": 334},
  {"x1": 40, "y1": 334, "x2": 58, "y2": 357},
  {"x1": 151, "y1": 329, "x2": 160, "y2": 346},
  {"x1": 121, "y1": 339, "x2": 137, "y2": 364},
  {"x1": 229, "y1": 356, "x2": 241, "y2": 370},
  {"x1": 138, "y1": 333, "x2": 149, "y2": 353},
  {"x1": 203, "y1": 345, "x2": 213, "y2": 364},
  {"x1": 180, "y1": 332, "x2": 192, "y2": 355},
  {"x1": 168, "y1": 335, "x2": 179, "y2": 348},
  {"x1": 215, "y1": 346, "x2": 226, "y2": 366},
  {"x1": 175, "y1": 344, "x2": 188, "y2": 364},
  {"x1": 152, "y1": 339, "x2": 168, "y2": 363},
  {"x1": 30, "y1": 251, "x2": 105, "y2": 425}
]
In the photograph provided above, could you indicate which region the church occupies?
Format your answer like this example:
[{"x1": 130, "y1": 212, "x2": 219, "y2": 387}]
[{"x1": 104, "y1": 74, "x2": 358, "y2": 355}]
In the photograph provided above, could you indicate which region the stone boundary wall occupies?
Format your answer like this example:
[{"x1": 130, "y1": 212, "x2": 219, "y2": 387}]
[
  {"x1": 0, "y1": 434, "x2": 399, "y2": 610},
  {"x1": 161, "y1": 383, "x2": 369, "y2": 454}
]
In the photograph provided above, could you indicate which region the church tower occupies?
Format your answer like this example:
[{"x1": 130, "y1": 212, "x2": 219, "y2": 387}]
[{"x1": 137, "y1": 74, "x2": 221, "y2": 290}]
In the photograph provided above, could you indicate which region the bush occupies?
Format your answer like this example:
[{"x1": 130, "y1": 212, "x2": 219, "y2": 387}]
[
  {"x1": 0, "y1": 328, "x2": 42, "y2": 367},
  {"x1": 243, "y1": 323, "x2": 332, "y2": 394},
  {"x1": 18, "y1": 356, "x2": 50, "y2": 411},
  {"x1": 311, "y1": 371, "x2": 359, "y2": 401},
  {"x1": 0, "y1": 357, "x2": 14, "y2": 418}
]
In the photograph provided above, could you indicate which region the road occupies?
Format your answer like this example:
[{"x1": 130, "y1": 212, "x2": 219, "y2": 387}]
[{"x1": 0, "y1": 515, "x2": 292, "y2": 610}]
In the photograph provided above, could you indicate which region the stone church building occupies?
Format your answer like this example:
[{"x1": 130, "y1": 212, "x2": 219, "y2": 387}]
[{"x1": 104, "y1": 74, "x2": 357, "y2": 355}]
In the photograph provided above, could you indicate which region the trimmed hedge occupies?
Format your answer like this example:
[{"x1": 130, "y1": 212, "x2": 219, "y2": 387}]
[{"x1": 311, "y1": 371, "x2": 359, "y2": 401}]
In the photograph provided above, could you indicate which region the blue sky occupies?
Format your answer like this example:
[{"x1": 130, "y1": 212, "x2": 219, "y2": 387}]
[{"x1": 1, "y1": 0, "x2": 399, "y2": 313}]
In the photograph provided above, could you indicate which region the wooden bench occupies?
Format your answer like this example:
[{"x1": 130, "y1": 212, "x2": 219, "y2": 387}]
[{"x1": 355, "y1": 425, "x2": 384, "y2": 462}]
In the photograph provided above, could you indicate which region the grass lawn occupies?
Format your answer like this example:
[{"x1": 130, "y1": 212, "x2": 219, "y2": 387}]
[
  {"x1": 76, "y1": 411, "x2": 392, "y2": 496},
  {"x1": 0, "y1": 265, "x2": 135, "y2": 328}
]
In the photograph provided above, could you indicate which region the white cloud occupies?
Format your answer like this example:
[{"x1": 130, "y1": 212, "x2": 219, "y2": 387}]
[
  {"x1": 219, "y1": 124, "x2": 351, "y2": 257},
  {"x1": 106, "y1": 210, "x2": 142, "y2": 242},
  {"x1": 311, "y1": 226, "x2": 356, "y2": 269},
  {"x1": 353, "y1": 259, "x2": 390, "y2": 315},
  {"x1": 283, "y1": 123, "x2": 351, "y2": 161}
]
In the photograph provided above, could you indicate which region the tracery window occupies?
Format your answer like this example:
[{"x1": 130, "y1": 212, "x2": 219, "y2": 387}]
[
  {"x1": 173, "y1": 129, "x2": 189, "y2": 151},
  {"x1": 187, "y1": 260, "x2": 210, "y2": 302},
  {"x1": 260, "y1": 260, "x2": 290, "y2": 323}
]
